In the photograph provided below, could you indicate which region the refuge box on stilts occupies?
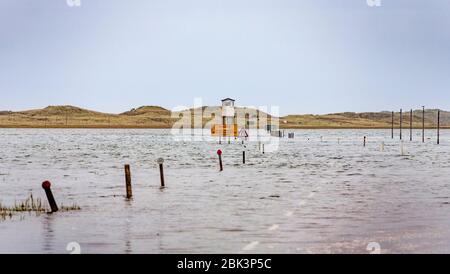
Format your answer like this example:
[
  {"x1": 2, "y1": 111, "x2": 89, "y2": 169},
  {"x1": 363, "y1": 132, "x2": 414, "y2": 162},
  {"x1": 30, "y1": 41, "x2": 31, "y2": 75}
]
[{"x1": 211, "y1": 98, "x2": 238, "y2": 137}]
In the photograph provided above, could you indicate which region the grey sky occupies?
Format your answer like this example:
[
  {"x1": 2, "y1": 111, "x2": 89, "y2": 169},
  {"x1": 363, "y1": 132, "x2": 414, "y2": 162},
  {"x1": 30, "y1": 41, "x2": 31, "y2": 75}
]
[{"x1": 1, "y1": 0, "x2": 449, "y2": 115}]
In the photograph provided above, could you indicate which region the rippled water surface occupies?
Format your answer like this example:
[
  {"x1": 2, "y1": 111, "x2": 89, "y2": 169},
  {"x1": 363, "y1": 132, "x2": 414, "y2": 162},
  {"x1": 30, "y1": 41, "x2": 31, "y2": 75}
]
[{"x1": 1, "y1": 128, "x2": 450, "y2": 254}]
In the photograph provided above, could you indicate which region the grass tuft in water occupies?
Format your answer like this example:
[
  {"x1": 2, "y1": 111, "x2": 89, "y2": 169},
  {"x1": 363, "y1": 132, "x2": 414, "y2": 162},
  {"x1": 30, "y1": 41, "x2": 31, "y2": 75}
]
[
  {"x1": 60, "y1": 203, "x2": 81, "y2": 211},
  {"x1": 0, "y1": 193, "x2": 81, "y2": 221}
]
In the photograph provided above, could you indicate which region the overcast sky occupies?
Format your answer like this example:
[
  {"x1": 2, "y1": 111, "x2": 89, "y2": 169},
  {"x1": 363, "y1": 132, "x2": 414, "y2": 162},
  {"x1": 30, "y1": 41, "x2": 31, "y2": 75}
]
[{"x1": 1, "y1": 0, "x2": 449, "y2": 115}]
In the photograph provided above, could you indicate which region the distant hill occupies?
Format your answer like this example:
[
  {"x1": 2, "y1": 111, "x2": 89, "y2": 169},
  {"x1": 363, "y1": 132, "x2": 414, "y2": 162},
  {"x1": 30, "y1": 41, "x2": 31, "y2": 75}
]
[
  {"x1": 0, "y1": 105, "x2": 447, "y2": 129},
  {"x1": 120, "y1": 106, "x2": 171, "y2": 116},
  {"x1": 19, "y1": 105, "x2": 105, "y2": 116}
]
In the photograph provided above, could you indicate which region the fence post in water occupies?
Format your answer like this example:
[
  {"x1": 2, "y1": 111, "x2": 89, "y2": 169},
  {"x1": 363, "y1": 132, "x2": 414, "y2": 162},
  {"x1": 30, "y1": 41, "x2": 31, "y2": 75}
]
[
  {"x1": 42, "y1": 181, "x2": 59, "y2": 213},
  {"x1": 124, "y1": 164, "x2": 132, "y2": 198},
  {"x1": 437, "y1": 110, "x2": 440, "y2": 145},
  {"x1": 363, "y1": 136, "x2": 366, "y2": 147},
  {"x1": 243, "y1": 150, "x2": 246, "y2": 164},
  {"x1": 262, "y1": 144, "x2": 265, "y2": 154},
  {"x1": 217, "y1": 149, "x2": 223, "y2": 172},
  {"x1": 157, "y1": 158, "x2": 165, "y2": 188},
  {"x1": 410, "y1": 109, "x2": 413, "y2": 141}
]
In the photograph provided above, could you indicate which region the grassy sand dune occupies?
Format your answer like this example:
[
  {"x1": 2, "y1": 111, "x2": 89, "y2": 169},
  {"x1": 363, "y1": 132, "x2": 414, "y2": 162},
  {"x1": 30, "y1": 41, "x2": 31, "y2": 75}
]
[
  {"x1": 0, "y1": 105, "x2": 175, "y2": 128},
  {"x1": 0, "y1": 105, "x2": 447, "y2": 129},
  {"x1": 281, "y1": 110, "x2": 446, "y2": 129}
]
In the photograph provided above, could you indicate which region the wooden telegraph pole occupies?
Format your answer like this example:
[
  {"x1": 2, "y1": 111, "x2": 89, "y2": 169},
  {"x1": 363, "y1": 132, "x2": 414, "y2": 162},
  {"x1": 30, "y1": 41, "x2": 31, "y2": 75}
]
[
  {"x1": 410, "y1": 109, "x2": 413, "y2": 141},
  {"x1": 391, "y1": 111, "x2": 394, "y2": 139},
  {"x1": 422, "y1": 106, "x2": 425, "y2": 143},
  {"x1": 400, "y1": 109, "x2": 403, "y2": 140},
  {"x1": 437, "y1": 110, "x2": 440, "y2": 145}
]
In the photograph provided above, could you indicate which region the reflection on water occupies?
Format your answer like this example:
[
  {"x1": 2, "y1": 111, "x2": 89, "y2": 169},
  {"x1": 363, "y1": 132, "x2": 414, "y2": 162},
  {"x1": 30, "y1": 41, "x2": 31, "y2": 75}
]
[
  {"x1": 1, "y1": 129, "x2": 450, "y2": 253},
  {"x1": 124, "y1": 200, "x2": 133, "y2": 254},
  {"x1": 42, "y1": 214, "x2": 55, "y2": 253}
]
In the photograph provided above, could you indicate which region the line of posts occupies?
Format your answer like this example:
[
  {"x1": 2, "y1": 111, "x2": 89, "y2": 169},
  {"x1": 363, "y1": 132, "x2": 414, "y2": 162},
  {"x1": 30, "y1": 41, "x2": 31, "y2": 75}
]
[{"x1": 391, "y1": 107, "x2": 441, "y2": 144}]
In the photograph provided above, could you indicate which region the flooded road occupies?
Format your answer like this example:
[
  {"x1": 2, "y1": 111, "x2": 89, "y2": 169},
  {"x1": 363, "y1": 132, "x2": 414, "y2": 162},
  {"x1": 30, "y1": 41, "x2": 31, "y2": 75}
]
[{"x1": 1, "y1": 129, "x2": 450, "y2": 253}]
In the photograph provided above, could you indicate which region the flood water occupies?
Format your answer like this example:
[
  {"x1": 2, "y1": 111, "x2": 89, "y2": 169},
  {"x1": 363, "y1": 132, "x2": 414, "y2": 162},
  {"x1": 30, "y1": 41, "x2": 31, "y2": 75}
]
[{"x1": 1, "y1": 128, "x2": 450, "y2": 254}]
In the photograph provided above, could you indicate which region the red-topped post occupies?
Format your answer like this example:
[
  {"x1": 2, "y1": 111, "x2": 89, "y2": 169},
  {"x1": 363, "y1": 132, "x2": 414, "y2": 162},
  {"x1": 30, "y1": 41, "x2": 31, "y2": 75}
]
[{"x1": 42, "y1": 181, "x2": 59, "y2": 213}]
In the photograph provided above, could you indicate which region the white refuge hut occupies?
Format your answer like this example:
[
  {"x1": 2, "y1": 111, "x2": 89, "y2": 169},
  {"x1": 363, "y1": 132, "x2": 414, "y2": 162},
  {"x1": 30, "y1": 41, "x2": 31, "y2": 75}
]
[{"x1": 211, "y1": 98, "x2": 238, "y2": 137}]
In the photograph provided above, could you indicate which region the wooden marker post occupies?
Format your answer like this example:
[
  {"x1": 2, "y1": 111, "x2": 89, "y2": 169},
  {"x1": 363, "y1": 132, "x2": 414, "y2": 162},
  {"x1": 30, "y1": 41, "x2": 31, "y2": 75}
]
[
  {"x1": 422, "y1": 106, "x2": 425, "y2": 143},
  {"x1": 124, "y1": 164, "x2": 132, "y2": 198},
  {"x1": 42, "y1": 181, "x2": 59, "y2": 213},
  {"x1": 391, "y1": 111, "x2": 394, "y2": 139},
  {"x1": 400, "y1": 109, "x2": 403, "y2": 140},
  {"x1": 410, "y1": 109, "x2": 413, "y2": 141},
  {"x1": 363, "y1": 136, "x2": 366, "y2": 147},
  {"x1": 243, "y1": 150, "x2": 246, "y2": 164},
  {"x1": 157, "y1": 158, "x2": 165, "y2": 188},
  {"x1": 437, "y1": 110, "x2": 440, "y2": 145},
  {"x1": 217, "y1": 150, "x2": 223, "y2": 172}
]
